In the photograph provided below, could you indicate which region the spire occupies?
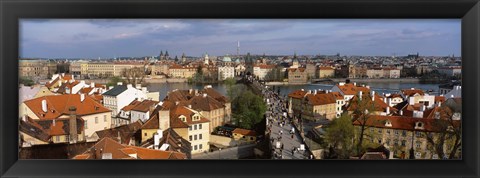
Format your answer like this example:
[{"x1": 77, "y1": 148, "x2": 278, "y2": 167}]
[
  {"x1": 174, "y1": 55, "x2": 178, "y2": 62},
  {"x1": 294, "y1": 51, "x2": 297, "y2": 59}
]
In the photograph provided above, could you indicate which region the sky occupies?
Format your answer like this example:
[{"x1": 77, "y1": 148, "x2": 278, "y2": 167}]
[{"x1": 20, "y1": 19, "x2": 461, "y2": 59}]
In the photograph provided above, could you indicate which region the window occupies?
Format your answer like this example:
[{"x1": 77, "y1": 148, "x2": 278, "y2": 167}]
[
  {"x1": 189, "y1": 135, "x2": 192, "y2": 141},
  {"x1": 194, "y1": 135, "x2": 197, "y2": 140},
  {"x1": 104, "y1": 115, "x2": 107, "y2": 122},
  {"x1": 378, "y1": 129, "x2": 382, "y2": 134},
  {"x1": 402, "y1": 131, "x2": 406, "y2": 137},
  {"x1": 394, "y1": 140, "x2": 399, "y2": 146},
  {"x1": 194, "y1": 125, "x2": 197, "y2": 130},
  {"x1": 95, "y1": 117, "x2": 98, "y2": 124},
  {"x1": 199, "y1": 124, "x2": 202, "y2": 129},
  {"x1": 386, "y1": 130, "x2": 390, "y2": 134},
  {"x1": 56, "y1": 136, "x2": 60, "y2": 142},
  {"x1": 395, "y1": 130, "x2": 399, "y2": 136},
  {"x1": 386, "y1": 139, "x2": 390, "y2": 145},
  {"x1": 250, "y1": 137, "x2": 254, "y2": 141},
  {"x1": 199, "y1": 134, "x2": 202, "y2": 140},
  {"x1": 189, "y1": 126, "x2": 192, "y2": 131},
  {"x1": 194, "y1": 145, "x2": 197, "y2": 150},
  {"x1": 416, "y1": 132, "x2": 422, "y2": 137},
  {"x1": 416, "y1": 142, "x2": 421, "y2": 148},
  {"x1": 401, "y1": 140, "x2": 406, "y2": 146},
  {"x1": 199, "y1": 144, "x2": 203, "y2": 149}
]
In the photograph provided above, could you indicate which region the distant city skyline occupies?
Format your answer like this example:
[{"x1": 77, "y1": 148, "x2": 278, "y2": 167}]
[{"x1": 20, "y1": 19, "x2": 461, "y2": 59}]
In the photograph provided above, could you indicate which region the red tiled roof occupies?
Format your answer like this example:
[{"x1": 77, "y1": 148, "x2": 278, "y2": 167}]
[
  {"x1": 288, "y1": 90, "x2": 308, "y2": 99},
  {"x1": 305, "y1": 93, "x2": 336, "y2": 105},
  {"x1": 232, "y1": 128, "x2": 257, "y2": 136},
  {"x1": 170, "y1": 106, "x2": 209, "y2": 128},
  {"x1": 337, "y1": 83, "x2": 371, "y2": 95},
  {"x1": 131, "y1": 100, "x2": 159, "y2": 113},
  {"x1": 24, "y1": 94, "x2": 110, "y2": 120},
  {"x1": 401, "y1": 88, "x2": 425, "y2": 97},
  {"x1": 319, "y1": 66, "x2": 334, "y2": 70}
]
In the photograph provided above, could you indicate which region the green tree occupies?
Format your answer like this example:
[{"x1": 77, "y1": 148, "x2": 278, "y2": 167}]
[
  {"x1": 324, "y1": 113, "x2": 354, "y2": 158},
  {"x1": 19, "y1": 76, "x2": 35, "y2": 86},
  {"x1": 224, "y1": 77, "x2": 236, "y2": 99},
  {"x1": 350, "y1": 94, "x2": 376, "y2": 155},
  {"x1": 106, "y1": 76, "x2": 125, "y2": 87},
  {"x1": 231, "y1": 89, "x2": 266, "y2": 129}
]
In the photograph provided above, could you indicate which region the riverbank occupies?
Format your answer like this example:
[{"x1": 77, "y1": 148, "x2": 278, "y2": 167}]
[{"x1": 330, "y1": 78, "x2": 421, "y2": 83}]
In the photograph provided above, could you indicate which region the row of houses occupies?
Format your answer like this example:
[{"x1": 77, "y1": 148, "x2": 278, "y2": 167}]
[
  {"x1": 288, "y1": 81, "x2": 462, "y2": 159},
  {"x1": 19, "y1": 73, "x2": 236, "y2": 159}
]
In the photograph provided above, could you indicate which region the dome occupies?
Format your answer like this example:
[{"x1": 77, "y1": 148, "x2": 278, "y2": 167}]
[{"x1": 223, "y1": 56, "x2": 232, "y2": 62}]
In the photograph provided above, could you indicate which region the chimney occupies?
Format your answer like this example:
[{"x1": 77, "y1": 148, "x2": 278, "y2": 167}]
[
  {"x1": 41, "y1": 100, "x2": 47, "y2": 113},
  {"x1": 127, "y1": 84, "x2": 133, "y2": 88},
  {"x1": 399, "y1": 110, "x2": 403, "y2": 116},
  {"x1": 203, "y1": 93, "x2": 207, "y2": 98},
  {"x1": 301, "y1": 89, "x2": 304, "y2": 91},
  {"x1": 22, "y1": 115, "x2": 26, "y2": 122},
  {"x1": 52, "y1": 119, "x2": 56, "y2": 126},
  {"x1": 136, "y1": 84, "x2": 141, "y2": 89},
  {"x1": 359, "y1": 91, "x2": 362, "y2": 100},
  {"x1": 109, "y1": 86, "x2": 114, "y2": 90},
  {"x1": 383, "y1": 97, "x2": 387, "y2": 103},
  {"x1": 314, "y1": 90, "x2": 317, "y2": 95},
  {"x1": 188, "y1": 105, "x2": 192, "y2": 108},
  {"x1": 80, "y1": 94, "x2": 85, "y2": 102},
  {"x1": 387, "y1": 98, "x2": 392, "y2": 106},
  {"x1": 90, "y1": 82, "x2": 95, "y2": 88},
  {"x1": 366, "y1": 85, "x2": 370, "y2": 89},
  {"x1": 195, "y1": 89, "x2": 198, "y2": 95},
  {"x1": 371, "y1": 91, "x2": 375, "y2": 101},
  {"x1": 154, "y1": 130, "x2": 163, "y2": 150},
  {"x1": 69, "y1": 106, "x2": 78, "y2": 144},
  {"x1": 437, "y1": 102, "x2": 442, "y2": 107},
  {"x1": 175, "y1": 101, "x2": 179, "y2": 105},
  {"x1": 386, "y1": 107, "x2": 390, "y2": 114},
  {"x1": 326, "y1": 90, "x2": 329, "y2": 94},
  {"x1": 353, "y1": 82, "x2": 357, "y2": 86},
  {"x1": 117, "y1": 82, "x2": 123, "y2": 86},
  {"x1": 189, "y1": 89, "x2": 193, "y2": 94},
  {"x1": 307, "y1": 90, "x2": 312, "y2": 94}
]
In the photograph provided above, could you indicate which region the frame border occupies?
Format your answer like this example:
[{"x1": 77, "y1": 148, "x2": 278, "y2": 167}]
[{"x1": 1, "y1": 0, "x2": 479, "y2": 177}]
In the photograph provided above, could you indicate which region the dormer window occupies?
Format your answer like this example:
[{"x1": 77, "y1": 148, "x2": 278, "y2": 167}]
[
  {"x1": 414, "y1": 121, "x2": 424, "y2": 130},
  {"x1": 385, "y1": 120, "x2": 392, "y2": 127},
  {"x1": 179, "y1": 115, "x2": 186, "y2": 122}
]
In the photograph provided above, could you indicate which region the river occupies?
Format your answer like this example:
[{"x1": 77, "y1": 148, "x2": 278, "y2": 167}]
[{"x1": 146, "y1": 82, "x2": 441, "y2": 101}]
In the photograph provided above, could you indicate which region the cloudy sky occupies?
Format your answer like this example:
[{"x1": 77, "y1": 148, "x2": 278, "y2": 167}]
[{"x1": 20, "y1": 19, "x2": 460, "y2": 59}]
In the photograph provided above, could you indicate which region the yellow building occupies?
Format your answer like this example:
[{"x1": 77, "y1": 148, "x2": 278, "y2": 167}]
[
  {"x1": 170, "y1": 105, "x2": 210, "y2": 154},
  {"x1": 232, "y1": 128, "x2": 257, "y2": 144},
  {"x1": 301, "y1": 92, "x2": 337, "y2": 121},
  {"x1": 169, "y1": 64, "x2": 197, "y2": 78},
  {"x1": 353, "y1": 115, "x2": 461, "y2": 159},
  {"x1": 318, "y1": 66, "x2": 335, "y2": 78}
]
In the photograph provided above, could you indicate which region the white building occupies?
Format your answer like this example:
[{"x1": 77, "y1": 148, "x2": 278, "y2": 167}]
[
  {"x1": 218, "y1": 66, "x2": 235, "y2": 81},
  {"x1": 102, "y1": 83, "x2": 148, "y2": 126},
  {"x1": 253, "y1": 64, "x2": 275, "y2": 80}
]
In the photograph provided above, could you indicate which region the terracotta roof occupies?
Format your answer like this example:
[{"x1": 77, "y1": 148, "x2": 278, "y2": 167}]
[
  {"x1": 188, "y1": 95, "x2": 225, "y2": 111},
  {"x1": 131, "y1": 100, "x2": 159, "y2": 112},
  {"x1": 386, "y1": 94, "x2": 403, "y2": 99},
  {"x1": 89, "y1": 94, "x2": 103, "y2": 103},
  {"x1": 337, "y1": 83, "x2": 371, "y2": 95},
  {"x1": 23, "y1": 94, "x2": 110, "y2": 120},
  {"x1": 352, "y1": 115, "x2": 460, "y2": 132},
  {"x1": 435, "y1": 96, "x2": 446, "y2": 103},
  {"x1": 139, "y1": 128, "x2": 192, "y2": 159},
  {"x1": 232, "y1": 128, "x2": 257, "y2": 136},
  {"x1": 120, "y1": 100, "x2": 142, "y2": 112},
  {"x1": 55, "y1": 81, "x2": 81, "y2": 94},
  {"x1": 288, "y1": 90, "x2": 308, "y2": 99},
  {"x1": 203, "y1": 88, "x2": 229, "y2": 103},
  {"x1": 73, "y1": 137, "x2": 186, "y2": 159},
  {"x1": 170, "y1": 106, "x2": 210, "y2": 128},
  {"x1": 401, "y1": 88, "x2": 425, "y2": 97},
  {"x1": 45, "y1": 78, "x2": 59, "y2": 88},
  {"x1": 141, "y1": 106, "x2": 161, "y2": 129},
  {"x1": 19, "y1": 117, "x2": 51, "y2": 142},
  {"x1": 95, "y1": 120, "x2": 143, "y2": 144},
  {"x1": 347, "y1": 94, "x2": 397, "y2": 113},
  {"x1": 329, "y1": 92, "x2": 344, "y2": 100},
  {"x1": 35, "y1": 117, "x2": 84, "y2": 136},
  {"x1": 305, "y1": 93, "x2": 336, "y2": 105}
]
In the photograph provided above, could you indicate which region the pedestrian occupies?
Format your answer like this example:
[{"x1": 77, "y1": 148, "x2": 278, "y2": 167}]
[
  {"x1": 291, "y1": 134, "x2": 294, "y2": 139},
  {"x1": 291, "y1": 149, "x2": 295, "y2": 155}
]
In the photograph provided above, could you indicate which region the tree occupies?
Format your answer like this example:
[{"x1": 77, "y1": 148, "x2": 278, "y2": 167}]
[
  {"x1": 224, "y1": 77, "x2": 236, "y2": 100},
  {"x1": 19, "y1": 76, "x2": 35, "y2": 86},
  {"x1": 324, "y1": 113, "x2": 354, "y2": 158},
  {"x1": 350, "y1": 94, "x2": 377, "y2": 155},
  {"x1": 424, "y1": 104, "x2": 462, "y2": 159},
  {"x1": 121, "y1": 66, "x2": 147, "y2": 85},
  {"x1": 231, "y1": 89, "x2": 266, "y2": 129},
  {"x1": 106, "y1": 76, "x2": 125, "y2": 87}
]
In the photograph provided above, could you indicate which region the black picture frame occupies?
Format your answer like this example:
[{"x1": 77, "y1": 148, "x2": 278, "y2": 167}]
[{"x1": 1, "y1": 0, "x2": 479, "y2": 177}]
